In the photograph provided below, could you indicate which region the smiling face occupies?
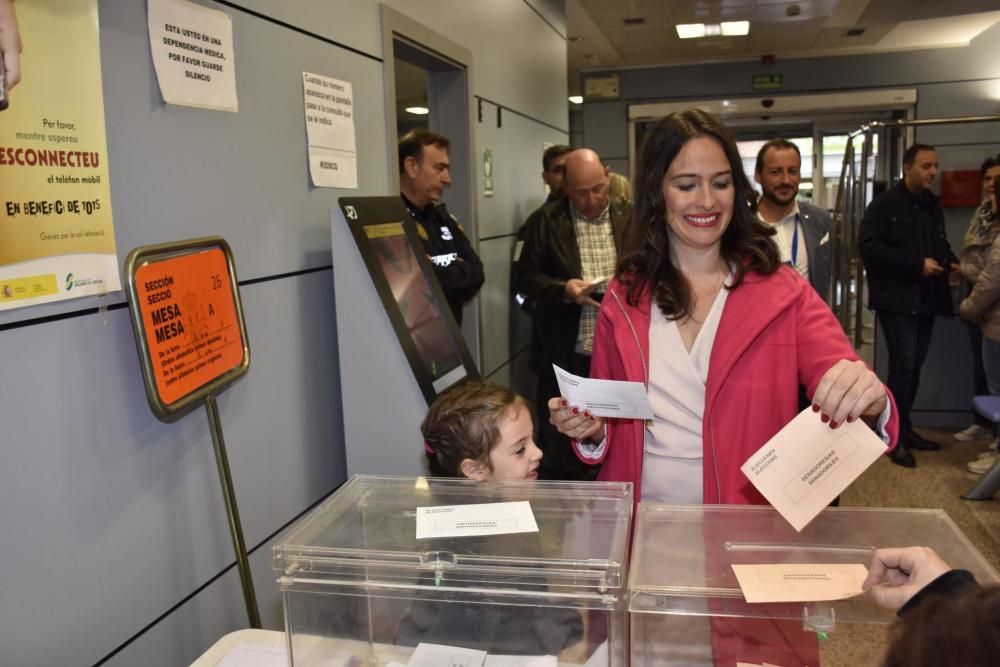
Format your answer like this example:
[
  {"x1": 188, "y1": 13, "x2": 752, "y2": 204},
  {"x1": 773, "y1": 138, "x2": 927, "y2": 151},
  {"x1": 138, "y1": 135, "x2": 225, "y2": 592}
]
[
  {"x1": 462, "y1": 404, "x2": 541, "y2": 482},
  {"x1": 756, "y1": 146, "x2": 801, "y2": 209},
  {"x1": 662, "y1": 136, "x2": 735, "y2": 259}
]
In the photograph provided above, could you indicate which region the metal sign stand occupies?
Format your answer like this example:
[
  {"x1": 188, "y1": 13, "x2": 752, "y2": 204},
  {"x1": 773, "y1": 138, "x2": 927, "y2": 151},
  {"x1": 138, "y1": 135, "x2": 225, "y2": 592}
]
[{"x1": 124, "y1": 237, "x2": 260, "y2": 627}]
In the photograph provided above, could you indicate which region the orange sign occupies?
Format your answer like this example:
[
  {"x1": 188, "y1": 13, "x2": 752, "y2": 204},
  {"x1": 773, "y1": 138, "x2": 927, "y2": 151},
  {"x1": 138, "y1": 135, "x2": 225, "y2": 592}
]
[{"x1": 134, "y1": 247, "x2": 245, "y2": 405}]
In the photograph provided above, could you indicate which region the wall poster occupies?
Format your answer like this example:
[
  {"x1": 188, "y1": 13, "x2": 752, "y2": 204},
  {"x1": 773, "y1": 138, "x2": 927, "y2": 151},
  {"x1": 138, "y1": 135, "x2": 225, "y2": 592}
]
[{"x1": 0, "y1": 0, "x2": 119, "y2": 312}]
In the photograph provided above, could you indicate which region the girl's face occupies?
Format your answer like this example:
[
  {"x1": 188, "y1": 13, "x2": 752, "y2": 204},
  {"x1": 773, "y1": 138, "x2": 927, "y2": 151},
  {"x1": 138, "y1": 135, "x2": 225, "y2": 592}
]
[
  {"x1": 463, "y1": 404, "x2": 542, "y2": 481},
  {"x1": 662, "y1": 136, "x2": 735, "y2": 260}
]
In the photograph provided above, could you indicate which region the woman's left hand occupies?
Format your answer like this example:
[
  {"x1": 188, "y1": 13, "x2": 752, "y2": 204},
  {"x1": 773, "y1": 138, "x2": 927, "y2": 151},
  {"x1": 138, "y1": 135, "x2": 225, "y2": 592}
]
[{"x1": 812, "y1": 359, "x2": 887, "y2": 428}]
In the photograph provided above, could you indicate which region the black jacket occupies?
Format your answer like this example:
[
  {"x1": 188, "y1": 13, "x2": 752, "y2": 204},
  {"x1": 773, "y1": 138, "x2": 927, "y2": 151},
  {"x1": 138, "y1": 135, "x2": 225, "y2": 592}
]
[
  {"x1": 859, "y1": 183, "x2": 957, "y2": 315},
  {"x1": 403, "y1": 197, "x2": 485, "y2": 325},
  {"x1": 513, "y1": 196, "x2": 630, "y2": 373}
]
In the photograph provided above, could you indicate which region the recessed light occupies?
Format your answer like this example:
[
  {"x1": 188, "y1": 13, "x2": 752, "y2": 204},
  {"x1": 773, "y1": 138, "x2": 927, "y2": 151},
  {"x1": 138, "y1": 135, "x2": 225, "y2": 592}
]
[
  {"x1": 405, "y1": 106, "x2": 429, "y2": 115},
  {"x1": 721, "y1": 21, "x2": 750, "y2": 36},
  {"x1": 568, "y1": 95, "x2": 584, "y2": 104},
  {"x1": 676, "y1": 23, "x2": 705, "y2": 39}
]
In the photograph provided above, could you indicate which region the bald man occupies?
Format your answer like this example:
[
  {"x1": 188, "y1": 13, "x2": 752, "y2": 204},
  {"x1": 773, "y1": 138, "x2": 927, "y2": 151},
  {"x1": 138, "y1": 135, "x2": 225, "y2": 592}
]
[{"x1": 514, "y1": 149, "x2": 631, "y2": 480}]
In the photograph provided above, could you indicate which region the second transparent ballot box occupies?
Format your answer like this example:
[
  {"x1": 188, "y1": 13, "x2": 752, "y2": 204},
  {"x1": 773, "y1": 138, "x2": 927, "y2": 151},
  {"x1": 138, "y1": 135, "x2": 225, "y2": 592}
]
[
  {"x1": 274, "y1": 475, "x2": 633, "y2": 666},
  {"x1": 628, "y1": 504, "x2": 1000, "y2": 667}
]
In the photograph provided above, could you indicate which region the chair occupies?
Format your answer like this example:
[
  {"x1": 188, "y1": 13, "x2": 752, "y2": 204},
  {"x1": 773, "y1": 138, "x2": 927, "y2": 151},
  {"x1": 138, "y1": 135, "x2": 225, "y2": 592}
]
[{"x1": 961, "y1": 396, "x2": 1000, "y2": 501}]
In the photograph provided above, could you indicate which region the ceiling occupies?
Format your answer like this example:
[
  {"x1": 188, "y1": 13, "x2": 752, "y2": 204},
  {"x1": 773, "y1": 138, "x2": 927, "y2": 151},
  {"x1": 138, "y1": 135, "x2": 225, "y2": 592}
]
[{"x1": 568, "y1": 0, "x2": 1000, "y2": 94}]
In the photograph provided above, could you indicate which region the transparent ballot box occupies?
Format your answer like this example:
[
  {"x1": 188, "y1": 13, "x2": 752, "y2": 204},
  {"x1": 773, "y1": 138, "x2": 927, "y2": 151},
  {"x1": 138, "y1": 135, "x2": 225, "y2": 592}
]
[
  {"x1": 274, "y1": 475, "x2": 633, "y2": 666},
  {"x1": 628, "y1": 504, "x2": 1000, "y2": 667}
]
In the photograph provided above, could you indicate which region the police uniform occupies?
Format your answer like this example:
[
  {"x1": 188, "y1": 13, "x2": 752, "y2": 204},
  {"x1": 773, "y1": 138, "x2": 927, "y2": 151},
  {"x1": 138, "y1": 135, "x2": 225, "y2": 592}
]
[{"x1": 402, "y1": 196, "x2": 485, "y2": 325}]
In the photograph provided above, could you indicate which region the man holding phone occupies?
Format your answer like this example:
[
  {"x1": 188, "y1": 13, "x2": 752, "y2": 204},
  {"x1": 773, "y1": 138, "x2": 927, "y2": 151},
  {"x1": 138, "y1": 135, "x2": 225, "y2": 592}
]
[{"x1": 514, "y1": 148, "x2": 630, "y2": 480}]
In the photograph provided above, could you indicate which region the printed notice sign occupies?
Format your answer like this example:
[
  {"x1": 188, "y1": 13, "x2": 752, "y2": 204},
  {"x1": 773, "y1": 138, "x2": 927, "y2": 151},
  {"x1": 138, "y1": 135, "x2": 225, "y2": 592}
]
[
  {"x1": 741, "y1": 407, "x2": 888, "y2": 531},
  {"x1": 148, "y1": 0, "x2": 238, "y2": 112},
  {"x1": 302, "y1": 72, "x2": 357, "y2": 189},
  {"x1": 0, "y1": 0, "x2": 119, "y2": 312},
  {"x1": 134, "y1": 247, "x2": 245, "y2": 405},
  {"x1": 731, "y1": 563, "x2": 868, "y2": 604},
  {"x1": 415, "y1": 501, "x2": 538, "y2": 539},
  {"x1": 406, "y1": 643, "x2": 486, "y2": 667}
]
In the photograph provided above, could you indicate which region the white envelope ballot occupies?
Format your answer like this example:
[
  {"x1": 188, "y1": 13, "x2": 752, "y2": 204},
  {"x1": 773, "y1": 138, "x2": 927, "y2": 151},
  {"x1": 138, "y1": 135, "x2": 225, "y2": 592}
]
[
  {"x1": 740, "y1": 407, "x2": 888, "y2": 531},
  {"x1": 553, "y1": 364, "x2": 653, "y2": 419},
  {"x1": 415, "y1": 501, "x2": 539, "y2": 539}
]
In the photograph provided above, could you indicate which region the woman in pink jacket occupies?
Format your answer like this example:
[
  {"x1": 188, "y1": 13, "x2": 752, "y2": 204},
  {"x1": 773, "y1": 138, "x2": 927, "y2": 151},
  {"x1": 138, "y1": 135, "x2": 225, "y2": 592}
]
[
  {"x1": 549, "y1": 109, "x2": 899, "y2": 506},
  {"x1": 549, "y1": 107, "x2": 900, "y2": 667}
]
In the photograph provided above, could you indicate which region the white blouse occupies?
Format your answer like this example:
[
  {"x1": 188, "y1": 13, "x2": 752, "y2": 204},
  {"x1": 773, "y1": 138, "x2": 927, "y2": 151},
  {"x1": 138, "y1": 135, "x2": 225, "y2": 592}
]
[{"x1": 640, "y1": 284, "x2": 730, "y2": 503}]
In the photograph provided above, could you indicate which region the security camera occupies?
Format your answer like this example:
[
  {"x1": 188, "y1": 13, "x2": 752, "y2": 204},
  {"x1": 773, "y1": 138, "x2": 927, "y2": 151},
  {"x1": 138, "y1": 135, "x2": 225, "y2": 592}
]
[{"x1": 761, "y1": 99, "x2": 775, "y2": 108}]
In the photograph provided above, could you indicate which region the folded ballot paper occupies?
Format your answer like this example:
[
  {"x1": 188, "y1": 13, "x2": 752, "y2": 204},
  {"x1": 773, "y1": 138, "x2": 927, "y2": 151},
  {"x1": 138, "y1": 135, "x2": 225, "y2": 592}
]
[
  {"x1": 553, "y1": 364, "x2": 653, "y2": 420},
  {"x1": 740, "y1": 406, "x2": 888, "y2": 531}
]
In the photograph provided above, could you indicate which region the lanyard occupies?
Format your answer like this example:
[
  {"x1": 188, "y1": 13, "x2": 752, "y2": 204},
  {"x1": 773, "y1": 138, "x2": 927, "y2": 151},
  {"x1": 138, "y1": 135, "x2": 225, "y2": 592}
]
[{"x1": 786, "y1": 213, "x2": 801, "y2": 267}]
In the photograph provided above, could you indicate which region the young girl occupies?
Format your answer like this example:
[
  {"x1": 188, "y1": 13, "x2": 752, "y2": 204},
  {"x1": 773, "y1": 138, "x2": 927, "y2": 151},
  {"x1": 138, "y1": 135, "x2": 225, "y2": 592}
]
[
  {"x1": 403, "y1": 382, "x2": 584, "y2": 657},
  {"x1": 422, "y1": 380, "x2": 542, "y2": 481}
]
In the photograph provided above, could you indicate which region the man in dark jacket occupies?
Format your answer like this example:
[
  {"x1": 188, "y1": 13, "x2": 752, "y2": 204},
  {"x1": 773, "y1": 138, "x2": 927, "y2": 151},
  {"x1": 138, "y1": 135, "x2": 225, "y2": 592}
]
[
  {"x1": 514, "y1": 149, "x2": 630, "y2": 480},
  {"x1": 859, "y1": 143, "x2": 958, "y2": 468},
  {"x1": 399, "y1": 129, "x2": 484, "y2": 325}
]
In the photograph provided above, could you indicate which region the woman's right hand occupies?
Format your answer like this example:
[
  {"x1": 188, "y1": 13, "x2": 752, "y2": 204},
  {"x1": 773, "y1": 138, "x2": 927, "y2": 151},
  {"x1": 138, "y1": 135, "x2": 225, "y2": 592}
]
[{"x1": 547, "y1": 397, "x2": 605, "y2": 444}]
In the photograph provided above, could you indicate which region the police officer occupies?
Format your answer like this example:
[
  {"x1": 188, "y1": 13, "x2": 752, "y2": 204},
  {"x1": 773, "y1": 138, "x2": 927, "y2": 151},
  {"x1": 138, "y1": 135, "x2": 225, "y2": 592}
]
[{"x1": 399, "y1": 129, "x2": 484, "y2": 324}]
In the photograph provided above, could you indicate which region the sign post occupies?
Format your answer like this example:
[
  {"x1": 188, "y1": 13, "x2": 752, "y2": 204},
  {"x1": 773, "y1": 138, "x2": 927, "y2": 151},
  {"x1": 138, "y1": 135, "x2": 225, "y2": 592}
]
[{"x1": 124, "y1": 237, "x2": 259, "y2": 628}]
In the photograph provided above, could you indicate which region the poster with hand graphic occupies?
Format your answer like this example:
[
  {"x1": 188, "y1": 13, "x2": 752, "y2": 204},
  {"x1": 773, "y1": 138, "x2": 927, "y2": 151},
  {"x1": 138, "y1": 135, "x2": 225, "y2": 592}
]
[{"x1": 0, "y1": 0, "x2": 119, "y2": 312}]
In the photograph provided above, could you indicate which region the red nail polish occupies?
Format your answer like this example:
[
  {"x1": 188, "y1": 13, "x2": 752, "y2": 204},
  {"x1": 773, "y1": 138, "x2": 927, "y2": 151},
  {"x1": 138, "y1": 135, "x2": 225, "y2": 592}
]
[
  {"x1": 584, "y1": 410, "x2": 592, "y2": 418},
  {"x1": 846, "y1": 416, "x2": 855, "y2": 423},
  {"x1": 812, "y1": 404, "x2": 820, "y2": 413},
  {"x1": 561, "y1": 399, "x2": 568, "y2": 407},
  {"x1": 821, "y1": 414, "x2": 830, "y2": 423},
  {"x1": 830, "y1": 420, "x2": 838, "y2": 429},
  {"x1": 572, "y1": 408, "x2": 579, "y2": 415}
]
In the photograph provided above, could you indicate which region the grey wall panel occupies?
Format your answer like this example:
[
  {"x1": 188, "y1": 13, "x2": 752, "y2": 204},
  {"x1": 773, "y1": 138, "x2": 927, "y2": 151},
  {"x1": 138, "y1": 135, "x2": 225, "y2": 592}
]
[
  {"x1": 104, "y1": 540, "x2": 285, "y2": 667},
  {"x1": 475, "y1": 103, "x2": 570, "y2": 239},
  {"x1": 217, "y1": 270, "x2": 346, "y2": 547},
  {"x1": 384, "y1": 1, "x2": 569, "y2": 131},
  {"x1": 0, "y1": 272, "x2": 342, "y2": 666},
  {"x1": 479, "y1": 235, "x2": 522, "y2": 378},
  {"x1": 100, "y1": 0, "x2": 390, "y2": 284},
  {"x1": 915, "y1": 80, "x2": 1000, "y2": 147},
  {"x1": 223, "y1": 1, "x2": 383, "y2": 57},
  {"x1": 0, "y1": 307, "x2": 236, "y2": 667},
  {"x1": 226, "y1": 1, "x2": 569, "y2": 131},
  {"x1": 581, "y1": 101, "x2": 629, "y2": 160},
  {"x1": 331, "y1": 210, "x2": 429, "y2": 477}
]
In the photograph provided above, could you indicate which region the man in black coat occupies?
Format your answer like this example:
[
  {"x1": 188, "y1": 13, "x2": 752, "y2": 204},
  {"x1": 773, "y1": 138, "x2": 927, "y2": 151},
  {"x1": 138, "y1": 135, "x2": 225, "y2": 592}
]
[
  {"x1": 399, "y1": 129, "x2": 484, "y2": 325},
  {"x1": 514, "y1": 149, "x2": 630, "y2": 480},
  {"x1": 859, "y1": 143, "x2": 959, "y2": 468}
]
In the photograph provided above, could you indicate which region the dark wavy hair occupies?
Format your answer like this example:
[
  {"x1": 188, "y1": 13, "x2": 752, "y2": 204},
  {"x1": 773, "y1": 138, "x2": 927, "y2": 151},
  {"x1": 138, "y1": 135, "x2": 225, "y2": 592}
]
[
  {"x1": 421, "y1": 380, "x2": 530, "y2": 478},
  {"x1": 619, "y1": 109, "x2": 780, "y2": 319}
]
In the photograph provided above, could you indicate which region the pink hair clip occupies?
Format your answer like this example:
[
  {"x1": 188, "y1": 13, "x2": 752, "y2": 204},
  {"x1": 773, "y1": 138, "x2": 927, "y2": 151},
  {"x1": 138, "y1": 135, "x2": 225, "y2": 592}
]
[{"x1": 423, "y1": 441, "x2": 435, "y2": 455}]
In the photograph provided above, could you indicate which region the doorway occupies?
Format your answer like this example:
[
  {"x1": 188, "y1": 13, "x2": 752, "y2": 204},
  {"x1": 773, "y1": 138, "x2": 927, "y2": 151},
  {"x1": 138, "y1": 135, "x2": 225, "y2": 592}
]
[{"x1": 381, "y1": 7, "x2": 479, "y2": 363}]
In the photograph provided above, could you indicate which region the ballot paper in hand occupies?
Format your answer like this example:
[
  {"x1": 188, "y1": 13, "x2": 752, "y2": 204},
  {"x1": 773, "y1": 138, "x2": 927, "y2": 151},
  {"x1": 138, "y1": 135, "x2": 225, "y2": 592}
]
[
  {"x1": 553, "y1": 364, "x2": 653, "y2": 419},
  {"x1": 741, "y1": 406, "x2": 888, "y2": 531}
]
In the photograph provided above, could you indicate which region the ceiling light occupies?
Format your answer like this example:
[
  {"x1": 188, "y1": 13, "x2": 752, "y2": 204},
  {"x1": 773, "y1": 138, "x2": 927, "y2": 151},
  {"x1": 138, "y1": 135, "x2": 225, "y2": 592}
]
[
  {"x1": 405, "y1": 106, "x2": 429, "y2": 115},
  {"x1": 676, "y1": 23, "x2": 706, "y2": 39},
  {"x1": 722, "y1": 100, "x2": 731, "y2": 107},
  {"x1": 677, "y1": 22, "x2": 750, "y2": 38},
  {"x1": 568, "y1": 95, "x2": 583, "y2": 104},
  {"x1": 721, "y1": 21, "x2": 750, "y2": 36}
]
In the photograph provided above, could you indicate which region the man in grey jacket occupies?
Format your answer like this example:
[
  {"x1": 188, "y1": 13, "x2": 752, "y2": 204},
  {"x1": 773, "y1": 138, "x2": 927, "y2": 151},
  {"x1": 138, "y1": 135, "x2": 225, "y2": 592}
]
[{"x1": 755, "y1": 139, "x2": 833, "y2": 302}]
